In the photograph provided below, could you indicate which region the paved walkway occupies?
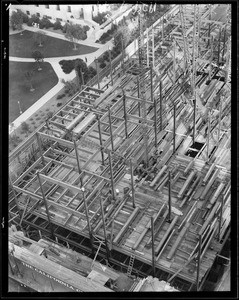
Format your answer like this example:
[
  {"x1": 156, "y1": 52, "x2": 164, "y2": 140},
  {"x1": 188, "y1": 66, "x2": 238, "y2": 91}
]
[{"x1": 9, "y1": 26, "x2": 114, "y2": 133}]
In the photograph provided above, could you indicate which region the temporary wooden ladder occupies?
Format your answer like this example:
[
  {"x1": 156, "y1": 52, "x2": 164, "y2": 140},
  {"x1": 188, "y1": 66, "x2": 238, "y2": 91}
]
[{"x1": 127, "y1": 253, "x2": 135, "y2": 276}]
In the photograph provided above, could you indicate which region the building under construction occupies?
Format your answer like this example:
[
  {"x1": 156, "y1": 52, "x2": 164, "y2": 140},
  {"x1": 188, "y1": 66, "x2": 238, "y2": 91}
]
[{"x1": 8, "y1": 4, "x2": 231, "y2": 292}]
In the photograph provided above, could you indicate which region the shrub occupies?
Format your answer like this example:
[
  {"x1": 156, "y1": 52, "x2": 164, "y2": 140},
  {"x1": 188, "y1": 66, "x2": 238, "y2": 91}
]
[
  {"x1": 59, "y1": 59, "x2": 75, "y2": 74},
  {"x1": 83, "y1": 25, "x2": 90, "y2": 32},
  {"x1": 53, "y1": 20, "x2": 63, "y2": 30},
  {"x1": 99, "y1": 61, "x2": 106, "y2": 68},
  {"x1": 46, "y1": 111, "x2": 53, "y2": 119},
  {"x1": 56, "y1": 102, "x2": 62, "y2": 107},
  {"x1": 103, "y1": 51, "x2": 109, "y2": 61},
  {"x1": 39, "y1": 18, "x2": 53, "y2": 29},
  {"x1": 57, "y1": 94, "x2": 63, "y2": 99},
  {"x1": 92, "y1": 12, "x2": 108, "y2": 25},
  {"x1": 16, "y1": 10, "x2": 29, "y2": 23}
]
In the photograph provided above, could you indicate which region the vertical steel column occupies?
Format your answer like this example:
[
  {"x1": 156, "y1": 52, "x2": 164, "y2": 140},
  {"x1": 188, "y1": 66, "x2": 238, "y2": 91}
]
[
  {"x1": 150, "y1": 64, "x2": 153, "y2": 103},
  {"x1": 160, "y1": 81, "x2": 163, "y2": 131},
  {"x1": 36, "y1": 132, "x2": 45, "y2": 168},
  {"x1": 121, "y1": 37, "x2": 125, "y2": 74},
  {"x1": 95, "y1": 58, "x2": 100, "y2": 89},
  {"x1": 81, "y1": 187, "x2": 94, "y2": 254},
  {"x1": 206, "y1": 111, "x2": 211, "y2": 160},
  {"x1": 137, "y1": 76, "x2": 141, "y2": 117},
  {"x1": 100, "y1": 195, "x2": 110, "y2": 261},
  {"x1": 153, "y1": 90, "x2": 158, "y2": 150},
  {"x1": 218, "y1": 194, "x2": 224, "y2": 241},
  {"x1": 218, "y1": 27, "x2": 221, "y2": 65},
  {"x1": 36, "y1": 172, "x2": 54, "y2": 238},
  {"x1": 109, "y1": 48, "x2": 113, "y2": 86},
  {"x1": 108, "y1": 151, "x2": 115, "y2": 200},
  {"x1": 207, "y1": 5, "x2": 212, "y2": 47},
  {"x1": 222, "y1": 25, "x2": 226, "y2": 60},
  {"x1": 9, "y1": 177, "x2": 21, "y2": 217},
  {"x1": 152, "y1": 26, "x2": 155, "y2": 68},
  {"x1": 217, "y1": 98, "x2": 222, "y2": 144},
  {"x1": 192, "y1": 99, "x2": 196, "y2": 144},
  {"x1": 162, "y1": 16, "x2": 164, "y2": 42},
  {"x1": 196, "y1": 234, "x2": 202, "y2": 291},
  {"x1": 168, "y1": 171, "x2": 172, "y2": 222},
  {"x1": 73, "y1": 140, "x2": 83, "y2": 187},
  {"x1": 146, "y1": 29, "x2": 149, "y2": 67},
  {"x1": 130, "y1": 159, "x2": 135, "y2": 208},
  {"x1": 173, "y1": 104, "x2": 176, "y2": 153},
  {"x1": 122, "y1": 91, "x2": 128, "y2": 139},
  {"x1": 151, "y1": 216, "x2": 155, "y2": 277},
  {"x1": 110, "y1": 218, "x2": 115, "y2": 247},
  {"x1": 97, "y1": 115, "x2": 105, "y2": 165},
  {"x1": 173, "y1": 40, "x2": 176, "y2": 84},
  {"x1": 108, "y1": 107, "x2": 114, "y2": 152}
]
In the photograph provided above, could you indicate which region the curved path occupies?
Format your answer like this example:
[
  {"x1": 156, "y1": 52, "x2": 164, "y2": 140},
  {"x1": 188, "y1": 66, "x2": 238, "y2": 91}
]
[{"x1": 9, "y1": 25, "x2": 113, "y2": 133}]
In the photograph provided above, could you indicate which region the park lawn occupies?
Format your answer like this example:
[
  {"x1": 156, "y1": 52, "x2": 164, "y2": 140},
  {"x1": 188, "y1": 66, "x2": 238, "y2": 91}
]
[
  {"x1": 9, "y1": 30, "x2": 98, "y2": 58},
  {"x1": 9, "y1": 61, "x2": 58, "y2": 122}
]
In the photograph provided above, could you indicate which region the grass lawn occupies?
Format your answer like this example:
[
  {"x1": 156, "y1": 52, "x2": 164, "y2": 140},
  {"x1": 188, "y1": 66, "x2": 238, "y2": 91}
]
[
  {"x1": 9, "y1": 30, "x2": 98, "y2": 58},
  {"x1": 9, "y1": 61, "x2": 58, "y2": 122}
]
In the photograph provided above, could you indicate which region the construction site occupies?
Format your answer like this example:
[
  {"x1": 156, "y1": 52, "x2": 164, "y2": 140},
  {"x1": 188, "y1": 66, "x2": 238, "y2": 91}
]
[{"x1": 8, "y1": 4, "x2": 231, "y2": 292}]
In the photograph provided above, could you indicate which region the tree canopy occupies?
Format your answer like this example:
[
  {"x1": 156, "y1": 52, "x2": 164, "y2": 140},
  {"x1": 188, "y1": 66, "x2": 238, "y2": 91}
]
[
  {"x1": 74, "y1": 59, "x2": 96, "y2": 87},
  {"x1": 32, "y1": 51, "x2": 44, "y2": 70},
  {"x1": 64, "y1": 23, "x2": 87, "y2": 50},
  {"x1": 10, "y1": 10, "x2": 23, "y2": 31}
]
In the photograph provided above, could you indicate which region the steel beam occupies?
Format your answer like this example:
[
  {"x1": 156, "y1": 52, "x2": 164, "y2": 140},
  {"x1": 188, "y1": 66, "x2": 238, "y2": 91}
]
[
  {"x1": 137, "y1": 76, "x2": 141, "y2": 117},
  {"x1": 192, "y1": 99, "x2": 196, "y2": 144},
  {"x1": 122, "y1": 91, "x2": 128, "y2": 139},
  {"x1": 218, "y1": 194, "x2": 224, "y2": 241},
  {"x1": 173, "y1": 104, "x2": 176, "y2": 153},
  {"x1": 130, "y1": 159, "x2": 135, "y2": 208},
  {"x1": 108, "y1": 151, "x2": 115, "y2": 200},
  {"x1": 36, "y1": 172, "x2": 54, "y2": 238},
  {"x1": 100, "y1": 195, "x2": 110, "y2": 261},
  {"x1": 168, "y1": 171, "x2": 172, "y2": 222},
  {"x1": 153, "y1": 90, "x2": 158, "y2": 150},
  {"x1": 196, "y1": 234, "x2": 202, "y2": 291},
  {"x1": 73, "y1": 139, "x2": 83, "y2": 187},
  {"x1": 151, "y1": 216, "x2": 155, "y2": 277},
  {"x1": 160, "y1": 81, "x2": 163, "y2": 131},
  {"x1": 97, "y1": 115, "x2": 105, "y2": 165},
  {"x1": 108, "y1": 108, "x2": 114, "y2": 152},
  {"x1": 81, "y1": 187, "x2": 94, "y2": 254}
]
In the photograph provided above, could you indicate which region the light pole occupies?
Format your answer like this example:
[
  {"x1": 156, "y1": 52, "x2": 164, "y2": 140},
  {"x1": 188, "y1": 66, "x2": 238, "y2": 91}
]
[{"x1": 18, "y1": 101, "x2": 22, "y2": 115}]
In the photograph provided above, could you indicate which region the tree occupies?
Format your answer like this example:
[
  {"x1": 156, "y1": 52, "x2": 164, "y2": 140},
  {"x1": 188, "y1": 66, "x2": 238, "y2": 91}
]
[
  {"x1": 64, "y1": 23, "x2": 87, "y2": 50},
  {"x1": 10, "y1": 10, "x2": 23, "y2": 32},
  {"x1": 25, "y1": 71, "x2": 35, "y2": 91},
  {"x1": 32, "y1": 51, "x2": 44, "y2": 71},
  {"x1": 114, "y1": 24, "x2": 132, "y2": 50},
  {"x1": 34, "y1": 30, "x2": 46, "y2": 47},
  {"x1": 62, "y1": 79, "x2": 78, "y2": 96},
  {"x1": 21, "y1": 122, "x2": 30, "y2": 136}
]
